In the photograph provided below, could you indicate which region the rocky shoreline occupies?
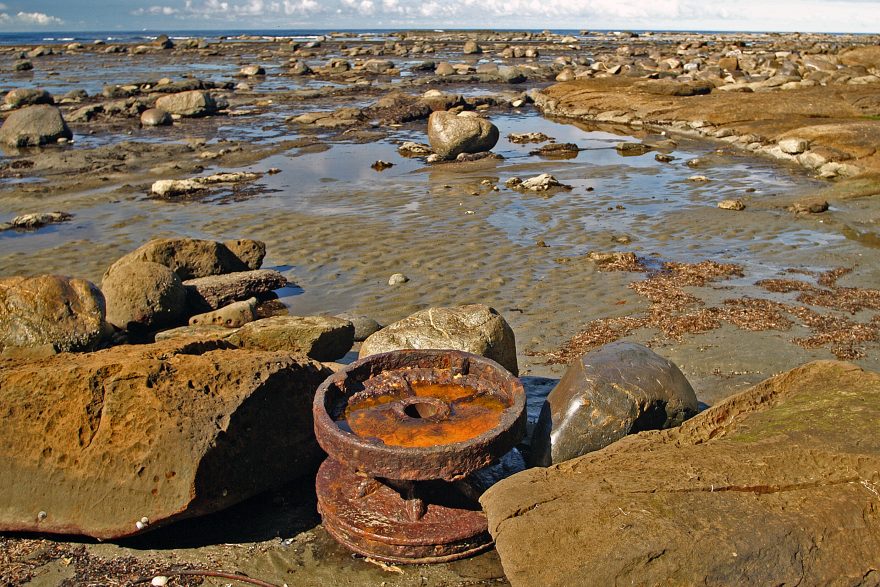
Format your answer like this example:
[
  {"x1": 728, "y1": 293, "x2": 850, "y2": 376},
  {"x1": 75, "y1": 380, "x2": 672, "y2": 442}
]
[{"x1": 1, "y1": 29, "x2": 880, "y2": 585}]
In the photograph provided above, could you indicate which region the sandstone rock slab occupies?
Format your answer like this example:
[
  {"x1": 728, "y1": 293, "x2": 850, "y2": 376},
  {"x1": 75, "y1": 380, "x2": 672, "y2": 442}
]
[
  {"x1": 483, "y1": 361, "x2": 880, "y2": 586},
  {"x1": 359, "y1": 304, "x2": 518, "y2": 375},
  {"x1": 0, "y1": 339, "x2": 331, "y2": 539},
  {"x1": 229, "y1": 315, "x2": 354, "y2": 361},
  {"x1": 184, "y1": 269, "x2": 288, "y2": 311}
]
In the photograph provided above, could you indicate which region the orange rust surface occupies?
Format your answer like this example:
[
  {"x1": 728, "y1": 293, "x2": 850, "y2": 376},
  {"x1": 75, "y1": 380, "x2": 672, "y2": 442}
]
[{"x1": 342, "y1": 382, "x2": 506, "y2": 448}]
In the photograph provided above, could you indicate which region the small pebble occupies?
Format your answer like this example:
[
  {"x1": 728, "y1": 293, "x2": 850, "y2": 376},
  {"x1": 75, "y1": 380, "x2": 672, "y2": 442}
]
[
  {"x1": 135, "y1": 521, "x2": 146, "y2": 530},
  {"x1": 151, "y1": 577, "x2": 169, "y2": 587},
  {"x1": 388, "y1": 273, "x2": 409, "y2": 286},
  {"x1": 37, "y1": 511, "x2": 47, "y2": 521}
]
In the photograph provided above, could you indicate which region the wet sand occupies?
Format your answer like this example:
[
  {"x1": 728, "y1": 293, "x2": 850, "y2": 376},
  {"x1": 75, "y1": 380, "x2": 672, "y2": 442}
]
[{"x1": 2, "y1": 30, "x2": 880, "y2": 585}]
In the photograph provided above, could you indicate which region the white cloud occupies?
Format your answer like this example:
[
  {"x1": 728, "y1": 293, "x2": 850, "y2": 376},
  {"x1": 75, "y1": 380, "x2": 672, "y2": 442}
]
[
  {"x1": 125, "y1": 0, "x2": 880, "y2": 32},
  {"x1": 0, "y1": 11, "x2": 64, "y2": 25}
]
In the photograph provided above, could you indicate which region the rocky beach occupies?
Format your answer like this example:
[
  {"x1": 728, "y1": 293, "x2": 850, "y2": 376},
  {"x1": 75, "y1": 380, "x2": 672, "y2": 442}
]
[{"x1": 1, "y1": 28, "x2": 880, "y2": 585}]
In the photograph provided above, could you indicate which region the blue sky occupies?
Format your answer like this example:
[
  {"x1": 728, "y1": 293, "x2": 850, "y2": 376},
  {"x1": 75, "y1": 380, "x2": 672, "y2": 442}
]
[{"x1": 1, "y1": 0, "x2": 879, "y2": 33}]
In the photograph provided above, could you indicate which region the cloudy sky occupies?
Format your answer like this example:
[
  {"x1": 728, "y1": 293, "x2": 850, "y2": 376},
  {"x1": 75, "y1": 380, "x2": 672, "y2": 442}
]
[{"x1": 1, "y1": 0, "x2": 879, "y2": 33}]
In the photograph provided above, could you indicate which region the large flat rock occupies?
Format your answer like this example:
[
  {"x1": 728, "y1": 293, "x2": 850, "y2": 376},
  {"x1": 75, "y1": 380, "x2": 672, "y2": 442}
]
[
  {"x1": 481, "y1": 361, "x2": 880, "y2": 586},
  {"x1": 0, "y1": 338, "x2": 331, "y2": 540}
]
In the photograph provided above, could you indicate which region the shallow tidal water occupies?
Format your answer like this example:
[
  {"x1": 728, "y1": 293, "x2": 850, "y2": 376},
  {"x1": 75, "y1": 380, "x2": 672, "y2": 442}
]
[{"x1": 4, "y1": 105, "x2": 876, "y2": 408}]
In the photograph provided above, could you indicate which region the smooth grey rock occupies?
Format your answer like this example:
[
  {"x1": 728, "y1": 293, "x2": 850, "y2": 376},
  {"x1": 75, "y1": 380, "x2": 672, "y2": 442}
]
[
  {"x1": 531, "y1": 342, "x2": 698, "y2": 466},
  {"x1": 427, "y1": 111, "x2": 499, "y2": 160},
  {"x1": 140, "y1": 108, "x2": 172, "y2": 127},
  {"x1": 0, "y1": 105, "x2": 72, "y2": 147},
  {"x1": 335, "y1": 313, "x2": 382, "y2": 342},
  {"x1": 359, "y1": 304, "x2": 518, "y2": 375}
]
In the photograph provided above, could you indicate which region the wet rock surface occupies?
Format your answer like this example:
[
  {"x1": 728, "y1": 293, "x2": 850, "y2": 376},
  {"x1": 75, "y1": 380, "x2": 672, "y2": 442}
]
[
  {"x1": 531, "y1": 342, "x2": 698, "y2": 466},
  {"x1": 483, "y1": 361, "x2": 880, "y2": 586},
  {"x1": 0, "y1": 338, "x2": 331, "y2": 540},
  {"x1": 427, "y1": 111, "x2": 500, "y2": 159}
]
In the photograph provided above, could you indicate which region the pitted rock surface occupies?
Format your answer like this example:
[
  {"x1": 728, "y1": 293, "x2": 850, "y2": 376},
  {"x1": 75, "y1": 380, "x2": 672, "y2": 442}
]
[{"x1": 0, "y1": 338, "x2": 331, "y2": 539}]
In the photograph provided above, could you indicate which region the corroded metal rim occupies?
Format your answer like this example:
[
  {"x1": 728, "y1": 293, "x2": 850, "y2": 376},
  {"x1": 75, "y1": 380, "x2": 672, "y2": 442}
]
[
  {"x1": 316, "y1": 458, "x2": 494, "y2": 564},
  {"x1": 313, "y1": 349, "x2": 526, "y2": 481}
]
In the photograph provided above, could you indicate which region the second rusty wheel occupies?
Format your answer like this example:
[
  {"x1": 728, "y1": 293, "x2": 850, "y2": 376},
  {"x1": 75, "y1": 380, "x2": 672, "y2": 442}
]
[{"x1": 316, "y1": 458, "x2": 493, "y2": 564}]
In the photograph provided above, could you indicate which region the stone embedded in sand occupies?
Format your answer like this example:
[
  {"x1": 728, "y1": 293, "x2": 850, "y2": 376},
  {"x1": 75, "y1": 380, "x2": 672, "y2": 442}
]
[
  {"x1": 789, "y1": 197, "x2": 829, "y2": 214},
  {"x1": 530, "y1": 342, "x2": 698, "y2": 466},
  {"x1": 434, "y1": 61, "x2": 455, "y2": 76},
  {"x1": 4, "y1": 88, "x2": 54, "y2": 109},
  {"x1": 0, "y1": 338, "x2": 331, "y2": 539},
  {"x1": 778, "y1": 137, "x2": 810, "y2": 155},
  {"x1": 359, "y1": 304, "x2": 518, "y2": 375},
  {"x1": 239, "y1": 64, "x2": 265, "y2": 76},
  {"x1": 615, "y1": 141, "x2": 651, "y2": 155},
  {"x1": 101, "y1": 261, "x2": 187, "y2": 332},
  {"x1": 2, "y1": 211, "x2": 72, "y2": 230},
  {"x1": 483, "y1": 361, "x2": 880, "y2": 586},
  {"x1": 154, "y1": 90, "x2": 217, "y2": 117},
  {"x1": 184, "y1": 269, "x2": 288, "y2": 311},
  {"x1": 507, "y1": 173, "x2": 572, "y2": 192},
  {"x1": 189, "y1": 297, "x2": 258, "y2": 328},
  {"x1": 363, "y1": 59, "x2": 395, "y2": 74},
  {"x1": 140, "y1": 108, "x2": 172, "y2": 127},
  {"x1": 388, "y1": 272, "x2": 409, "y2": 285},
  {"x1": 717, "y1": 199, "x2": 746, "y2": 211},
  {"x1": 107, "y1": 237, "x2": 266, "y2": 281},
  {"x1": 0, "y1": 105, "x2": 72, "y2": 148},
  {"x1": 0, "y1": 275, "x2": 108, "y2": 355},
  {"x1": 14, "y1": 60, "x2": 33, "y2": 71},
  {"x1": 229, "y1": 315, "x2": 354, "y2": 361},
  {"x1": 398, "y1": 141, "x2": 433, "y2": 157},
  {"x1": 427, "y1": 111, "x2": 500, "y2": 160}
]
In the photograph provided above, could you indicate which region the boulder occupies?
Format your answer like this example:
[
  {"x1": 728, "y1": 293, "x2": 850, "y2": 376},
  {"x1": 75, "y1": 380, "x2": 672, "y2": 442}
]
[
  {"x1": 184, "y1": 269, "x2": 288, "y2": 311},
  {"x1": 530, "y1": 342, "x2": 698, "y2": 466},
  {"x1": 4, "y1": 88, "x2": 54, "y2": 108},
  {"x1": 101, "y1": 261, "x2": 187, "y2": 331},
  {"x1": 229, "y1": 315, "x2": 354, "y2": 362},
  {"x1": 154, "y1": 90, "x2": 217, "y2": 117},
  {"x1": 427, "y1": 111, "x2": 500, "y2": 160},
  {"x1": 107, "y1": 237, "x2": 266, "y2": 281},
  {"x1": 483, "y1": 361, "x2": 880, "y2": 586},
  {"x1": 435, "y1": 62, "x2": 455, "y2": 76},
  {"x1": 239, "y1": 64, "x2": 265, "y2": 76},
  {"x1": 463, "y1": 40, "x2": 482, "y2": 55},
  {"x1": 363, "y1": 59, "x2": 395, "y2": 74},
  {"x1": 0, "y1": 275, "x2": 107, "y2": 355},
  {"x1": 0, "y1": 105, "x2": 72, "y2": 148},
  {"x1": 359, "y1": 304, "x2": 518, "y2": 375},
  {"x1": 140, "y1": 108, "x2": 172, "y2": 127},
  {"x1": 0, "y1": 338, "x2": 331, "y2": 539},
  {"x1": 189, "y1": 297, "x2": 258, "y2": 328}
]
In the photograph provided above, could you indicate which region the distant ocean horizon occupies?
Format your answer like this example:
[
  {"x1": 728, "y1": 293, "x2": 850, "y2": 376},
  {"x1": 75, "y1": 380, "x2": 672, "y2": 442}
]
[{"x1": 1, "y1": 28, "x2": 877, "y2": 46}]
